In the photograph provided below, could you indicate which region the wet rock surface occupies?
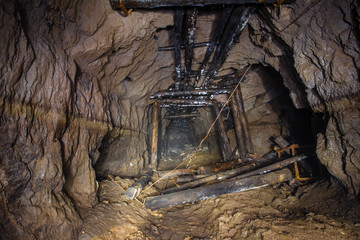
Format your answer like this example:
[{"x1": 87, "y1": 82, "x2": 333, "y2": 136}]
[{"x1": 0, "y1": 0, "x2": 359, "y2": 239}]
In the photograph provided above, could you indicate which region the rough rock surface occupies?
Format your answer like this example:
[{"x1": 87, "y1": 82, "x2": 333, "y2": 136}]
[{"x1": 0, "y1": 0, "x2": 359, "y2": 239}]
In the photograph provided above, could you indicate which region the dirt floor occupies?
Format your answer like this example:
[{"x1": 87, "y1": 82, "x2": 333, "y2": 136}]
[{"x1": 78, "y1": 174, "x2": 360, "y2": 240}]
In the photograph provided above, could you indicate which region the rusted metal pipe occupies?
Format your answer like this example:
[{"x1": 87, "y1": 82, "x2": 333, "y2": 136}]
[
  {"x1": 184, "y1": 8, "x2": 198, "y2": 88},
  {"x1": 202, "y1": 6, "x2": 255, "y2": 87},
  {"x1": 110, "y1": 0, "x2": 294, "y2": 9},
  {"x1": 213, "y1": 103, "x2": 232, "y2": 161},
  {"x1": 150, "y1": 102, "x2": 160, "y2": 170}
]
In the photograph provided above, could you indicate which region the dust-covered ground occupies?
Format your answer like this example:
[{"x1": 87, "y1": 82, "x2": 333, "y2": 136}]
[{"x1": 78, "y1": 176, "x2": 360, "y2": 240}]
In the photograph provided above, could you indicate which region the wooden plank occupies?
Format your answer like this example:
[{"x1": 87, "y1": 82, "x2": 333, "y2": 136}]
[
  {"x1": 150, "y1": 102, "x2": 159, "y2": 170},
  {"x1": 145, "y1": 169, "x2": 292, "y2": 210}
]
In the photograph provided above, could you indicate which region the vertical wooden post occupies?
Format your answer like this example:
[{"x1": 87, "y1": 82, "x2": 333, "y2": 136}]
[
  {"x1": 151, "y1": 101, "x2": 159, "y2": 170},
  {"x1": 213, "y1": 103, "x2": 232, "y2": 161},
  {"x1": 234, "y1": 87, "x2": 253, "y2": 154},
  {"x1": 230, "y1": 95, "x2": 247, "y2": 159}
]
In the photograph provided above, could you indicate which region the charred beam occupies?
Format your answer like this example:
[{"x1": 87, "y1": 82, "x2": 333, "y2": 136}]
[
  {"x1": 150, "y1": 88, "x2": 232, "y2": 99},
  {"x1": 158, "y1": 99, "x2": 213, "y2": 107},
  {"x1": 164, "y1": 113, "x2": 200, "y2": 119},
  {"x1": 125, "y1": 170, "x2": 153, "y2": 199},
  {"x1": 234, "y1": 87, "x2": 253, "y2": 153},
  {"x1": 145, "y1": 169, "x2": 292, "y2": 210},
  {"x1": 194, "y1": 6, "x2": 232, "y2": 87},
  {"x1": 184, "y1": 8, "x2": 198, "y2": 87},
  {"x1": 110, "y1": 0, "x2": 294, "y2": 9},
  {"x1": 230, "y1": 94, "x2": 247, "y2": 159},
  {"x1": 213, "y1": 103, "x2": 232, "y2": 161},
  {"x1": 150, "y1": 102, "x2": 160, "y2": 170},
  {"x1": 157, "y1": 169, "x2": 196, "y2": 179},
  {"x1": 174, "y1": 8, "x2": 184, "y2": 90},
  {"x1": 202, "y1": 6, "x2": 255, "y2": 87},
  {"x1": 158, "y1": 41, "x2": 210, "y2": 51},
  {"x1": 163, "y1": 154, "x2": 306, "y2": 194}
]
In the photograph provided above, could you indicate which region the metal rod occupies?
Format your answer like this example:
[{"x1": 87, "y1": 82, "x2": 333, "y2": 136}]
[
  {"x1": 194, "y1": 6, "x2": 232, "y2": 87},
  {"x1": 110, "y1": 0, "x2": 294, "y2": 9},
  {"x1": 202, "y1": 6, "x2": 255, "y2": 87},
  {"x1": 158, "y1": 41, "x2": 211, "y2": 51},
  {"x1": 234, "y1": 87, "x2": 254, "y2": 153},
  {"x1": 150, "y1": 102, "x2": 159, "y2": 170},
  {"x1": 184, "y1": 7, "x2": 198, "y2": 88},
  {"x1": 145, "y1": 169, "x2": 292, "y2": 210},
  {"x1": 174, "y1": 8, "x2": 184, "y2": 90},
  {"x1": 230, "y1": 94, "x2": 247, "y2": 159},
  {"x1": 164, "y1": 113, "x2": 200, "y2": 119},
  {"x1": 150, "y1": 88, "x2": 232, "y2": 99},
  {"x1": 213, "y1": 103, "x2": 232, "y2": 161}
]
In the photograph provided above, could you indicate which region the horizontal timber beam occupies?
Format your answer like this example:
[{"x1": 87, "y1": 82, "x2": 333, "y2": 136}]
[
  {"x1": 110, "y1": 0, "x2": 294, "y2": 9},
  {"x1": 150, "y1": 88, "x2": 231, "y2": 99}
]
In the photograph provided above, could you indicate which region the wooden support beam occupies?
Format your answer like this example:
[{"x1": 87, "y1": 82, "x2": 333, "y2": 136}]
[
  {"x1": 174, "y1": 8, "x2": 184, "y2": 90},
  {"x1": 184, "y1": 8, "x2": 198, "y2": 87},
  {"x1": 234, "y1": 87, "x2": 254, "y2": 154},
  {"x1": 230, "y1": 94, "x2": 247, "y2": 159},
  {"x1": 150, "y1": 102, "x2": 159, "y2": 170},
  {"x1": 164, "y1": 113, "x2": 200, "y2": 119},
  {"x1": 125, "y1": 170, "x2": 153, "y2": 199},
  {"x1": 194, "y1": 6, "x2": 232, "y2": 87},
  {"x1": 213, "y1": 103, "x2": 232, "y2": 161},
  {"x1": 150, "y1": 88, "x2": 232, "y2": 99},
  {"x1": 158, "y1": 99, "x2": 213, "y2": 108},
  {"x1": 145, "y1": 169, "x2": 292, "y2": 210},
  {"x1": 202, "y1": 6, "x2": 255, "y2": 87},
  {"x1": 110, "y1": 0, "x2": 295, "y2": 9},
  {"x1": 158, "y1": 41, "x2": 210, "y2": 51},
  {"x1": 157, "y1": 169, "x2": 196, "y2": 179},
  {"x1": 162, "y1": 154, "x2": 306, "y2": 194}
]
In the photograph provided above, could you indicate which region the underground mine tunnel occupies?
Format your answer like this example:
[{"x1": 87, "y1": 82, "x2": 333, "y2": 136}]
[{"x1": 0, "y1": 0, "x2": 360, "y2": 239}]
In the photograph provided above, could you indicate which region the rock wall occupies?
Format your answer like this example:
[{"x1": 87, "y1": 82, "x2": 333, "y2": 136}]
[{"x1": 0, "y1": 0, "x2": 359, "y2": 239}]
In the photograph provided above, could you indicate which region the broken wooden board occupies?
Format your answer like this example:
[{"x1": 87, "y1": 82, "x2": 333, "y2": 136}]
[{"x1": 144, "y1": 168, "x2": 292, "y2": 210}]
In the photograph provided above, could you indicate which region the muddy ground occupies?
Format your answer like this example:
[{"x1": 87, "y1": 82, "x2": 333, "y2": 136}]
[{"x1": 78, "y1": 176, "x2": 360, "y2": 240}]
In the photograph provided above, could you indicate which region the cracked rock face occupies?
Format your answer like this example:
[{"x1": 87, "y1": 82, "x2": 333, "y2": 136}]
[{"x1": 0, "y1": 0, "x2": 359, "y2": 239}]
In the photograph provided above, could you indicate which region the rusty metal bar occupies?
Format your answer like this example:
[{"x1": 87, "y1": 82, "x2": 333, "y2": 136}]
[
  {"x1": 230, "y1": 94, "x2": 247, "y2": 159},
  {"x1": 150, "y1": 102, "x2": 159, "y2": 170},
  {"x1": 110, "y1": 0, "x2": 294, "y2": 9},
  {"x1": 213, "y1": 103, "x2": 232, "y2": 161},
  {"x1": 194, "y1": 6, "x2": 232, "y2": 87},
  {"x1": 150, "y1": 88, "x2": 232, "y2": 99},
  {"x1": 145, "y1": 169, "x2": 292, "y2": 210},
  {"x1": 184, "y1": 8, "x2": 198, "y2": 88},
  {"x1": 174, "y1": 8, "x2": 184, "y2": 90},
  {"x1": 234, "y1": 87, "x2": 254, "y2": 154},
  {"x1": 202, "y1": 6, "x2": 255, "y2": 87}
]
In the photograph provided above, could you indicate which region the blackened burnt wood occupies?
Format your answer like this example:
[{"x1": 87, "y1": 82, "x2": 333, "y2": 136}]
[
  {"x1": 164, "y1": 113, "x2": 200, "y2": 119},
  {"x1": 230, "y1": 94, "x2": 247, "y2": 159},
  {"x1": 111, "y1": 0, "x2": 294, "y2": 9},
  {"x1": 157, "y1": 169, "x2": 196, "y2": 179},
  {"x1": 158, "y1": 41, "x2": 210, "y2": 51},
  {"x1": 194, "y1": 6, "x2": 232, "y2": 87},
  {"x1": 150, "y1": 102, "x2": 159, "y2": 170},
  {"x1": 125, "y1": 170, "x2": 153, "y2": 199},
  {"x1": 162, "y1": 154, "x2": 306, "y2": 194},
  {"x1": 213, "y1": 104, "x2": 232, "y2": 161},
  {"x1": 150, "y1": 88, "x2": 232, "y2": 99},
  {"x1": 202, "y1": 6, "x2": 255, "y2": 87},
  {"x1": 174, "y1": 8, "x2": 184, "y2": 90},
  {"x1": 184, "y1": 8, "x2": 198, "y2": 87},
  {"x1": 145, "y1": 169, "x2": 292, "y2": 210},
  {"x1": 234, "y1": 88, "x2": 253, "y2": 154},
  {"x1": 158, "y1": 99, "x2": 213, "y2": 107},
  {"x1": 197, "y1": 158, "x2": 242, "y2": 175}
]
